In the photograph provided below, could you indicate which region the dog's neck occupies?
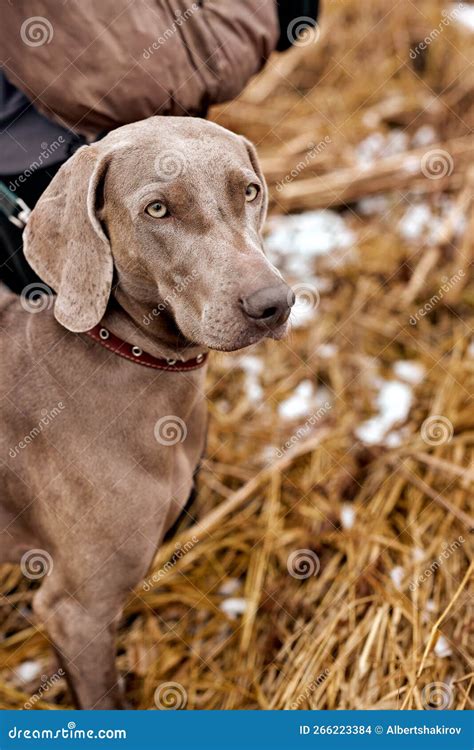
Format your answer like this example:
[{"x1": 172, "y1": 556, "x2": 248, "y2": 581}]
[{"x1": 100, "y1": 288, "x2": 207, "y2": 363}]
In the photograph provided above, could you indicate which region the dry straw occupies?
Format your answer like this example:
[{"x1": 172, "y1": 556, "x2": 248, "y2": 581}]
[{"x1": 0, "y1": 0, "x2": 472, "y2": 709}]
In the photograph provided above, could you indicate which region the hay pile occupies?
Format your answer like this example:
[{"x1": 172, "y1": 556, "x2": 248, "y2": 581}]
[{"x1": 0, "y1": 0, "x2": 472, "y2": 710}]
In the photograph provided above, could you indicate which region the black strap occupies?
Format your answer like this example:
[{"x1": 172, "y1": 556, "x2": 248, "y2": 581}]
[
  {"x1": 276, "y1": 0, "x2": 320, "y2": 51},
  {"x1": 0, "y1": 181, "x2": 31, "y2": 229}
]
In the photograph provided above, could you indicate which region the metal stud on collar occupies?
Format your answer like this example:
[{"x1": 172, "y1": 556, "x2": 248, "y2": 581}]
[{"x1": 85, "y1": 325, "x2": 208, "y2": 371}]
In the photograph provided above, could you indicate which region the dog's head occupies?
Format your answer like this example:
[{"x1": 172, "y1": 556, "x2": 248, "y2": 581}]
[{"x1": 24, "y1": 117, "x2": 293, "y2": 351}]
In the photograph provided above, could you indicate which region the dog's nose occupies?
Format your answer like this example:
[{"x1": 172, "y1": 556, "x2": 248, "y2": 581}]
[{"x1": 240, "y1": 284, "x2": 295, "y2": 328}]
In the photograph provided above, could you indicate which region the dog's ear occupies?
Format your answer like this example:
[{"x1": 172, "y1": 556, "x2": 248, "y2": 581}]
[
  {"x1": 23, "y1": 145, "x2": 113, "y2": 333},
  {"x1": 241, "y1": 137, "x2": 268, "y2": 231}
]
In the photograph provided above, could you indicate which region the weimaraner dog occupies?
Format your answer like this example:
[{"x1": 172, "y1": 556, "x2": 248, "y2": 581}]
[{"x1": 0, "y1": 117, "x2": 293, "y2": 709}]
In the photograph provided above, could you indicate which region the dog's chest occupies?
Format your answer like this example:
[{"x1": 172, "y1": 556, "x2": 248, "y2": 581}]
[{"x1": 1, "y1": 314, "x2": 208, "y2": 536}]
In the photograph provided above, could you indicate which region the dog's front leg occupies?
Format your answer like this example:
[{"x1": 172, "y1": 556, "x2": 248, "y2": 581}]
[{"x1": 33, "y1": 575, "x2": 126, "y2": 709}]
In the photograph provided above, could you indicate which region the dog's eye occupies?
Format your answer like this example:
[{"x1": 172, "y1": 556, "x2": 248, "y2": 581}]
[
  {"x1": 245, "y1": 184, "x2": 260, "y2": 202},
  {"x1": 145, "y1": 201, "x2": 168, "y2": 218}
]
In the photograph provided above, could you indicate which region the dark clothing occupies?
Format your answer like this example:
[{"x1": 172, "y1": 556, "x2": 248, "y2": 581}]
[
  {"x1": 0, "y1": 75, "x2": 82, "y2": 174},
  {"x1": 0, "y1": 0, "x2": 319, "y2": 293},
  {"x1": 1, "y1": 0, "x2": 279, "y2": 136},
  {"x1": 0, "y1": 164, "x2": 62, "y2": 293},
  {"x1": 276, "y1": 0, "x2": 320, "y2": 50}
]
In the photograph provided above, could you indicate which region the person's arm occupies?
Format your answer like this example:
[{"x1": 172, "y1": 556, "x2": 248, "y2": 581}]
[{"x1": 1, "y1": 0, "x2": 280, "y2": 136}]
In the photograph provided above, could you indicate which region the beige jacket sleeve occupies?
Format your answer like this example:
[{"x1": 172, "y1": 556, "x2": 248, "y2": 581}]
[{"x1": 2, "y1": 0, "x2": 278, "y2": 135}]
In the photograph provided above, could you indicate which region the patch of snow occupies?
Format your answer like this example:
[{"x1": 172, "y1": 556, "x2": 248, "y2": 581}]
[
  {"x1": 260, "y1": 445, "x2": 279, "y2": 464},
  {"x1": 397, "y1": 198, "x2": 464, "y2": 245},
  {"x1": 355, "y1": 130, "x2": 409, "y2": 167},
  {"x1": 220, "y1": 597, "x2": 247, "y2": 619},
  {"x1": 355, "y1": 133, "x2": 384, "y2": 165},
  {"x1": 239, "y1": 355, "x2": 264, "y2": 403},
  {"x1": 393, "y1": 360, "x2": 425, "y2": 385},
  {"x1": 279, "y1": 380, "x2": 315, "y2": 421},
  {"x1": 265, "y1": 210, "x2": 355, "y2": 278},
  {"x1": 316, "y1": 342, "x2": 338, "y2": 358},
  {"x1": 390, "y1": 566, "x2": 405, "y2": 590},
  {"x1": 216, "y1": 399, "x2": 231, "y2": 414},
  {"x1": 290, "y1": 294, "x2": 318, "y2": 328},
  {"x1": 15, "y1": 661, "x2": 42, "y2": 684},
  {"x1": 422, "y1": 598, "x2": 437, "y2": 623},
  {"x1": 398, "y1": 204, "x2": 440, "y2": 243},
  {"x1": 451, "y1": 3, "x2": 474, "y2": 31},
  {"x1": 340, "y1": 504, "x2": 356, "y2": 530},
  {"x1": 434, "y1": 634, "x2": 453, "y2": 658},
  {"x1": 412, "y1": 124, "x2": 437, "y2": 147},
  {"x1": 385, "y1": 430, "x2": 404, "y2": 448},
  {"x1": 386, "y1": 425, "x2": 411, "y2": 447},
  {"x1": 218, "y1": 578, "x2": 241, "y2": 596},
  {"x1": 355, "y1": 380, "x2": 413, "y2": 445},
  {"x1": 246, "y1": 379, "x2": 264, "y2": 403},
  {"x1": 239, "y1": 355, "x2": 263, "y2": 378},
  {"x1": 357, "y1": 194, "x2": 390, "y2": 216},
  {"x1": 404, "y1": 154, "x2": 425, "y2": 174},
  {"x1": 278, "y1": 381, "x2": 331, "y2": 422},
  {"x1": 412, "y1": 547, "x2": 425, "y2": 562}
]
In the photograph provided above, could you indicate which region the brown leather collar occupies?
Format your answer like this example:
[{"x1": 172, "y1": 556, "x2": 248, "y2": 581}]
[{"x1": 85, "y1": 325, "x2": 208, "y2": 372}]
